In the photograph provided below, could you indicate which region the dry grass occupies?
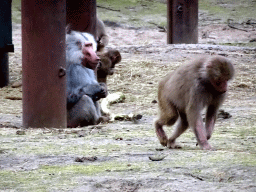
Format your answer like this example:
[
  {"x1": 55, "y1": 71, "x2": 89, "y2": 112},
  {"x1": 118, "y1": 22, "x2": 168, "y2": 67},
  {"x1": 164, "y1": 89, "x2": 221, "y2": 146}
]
[{"x1": 106, "y1": 54, "x2": 181, "y2": 115}]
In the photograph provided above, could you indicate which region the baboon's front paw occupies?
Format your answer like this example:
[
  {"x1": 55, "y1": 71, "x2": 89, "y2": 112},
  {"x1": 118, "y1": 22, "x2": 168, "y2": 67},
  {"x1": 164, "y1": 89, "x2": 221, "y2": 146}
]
[
  {"x1": 159, "y1": 137, "x2": 168, "y2": 147},
  {"x1": 167, "y1": 140, "x2": 182, "y2": 149}
]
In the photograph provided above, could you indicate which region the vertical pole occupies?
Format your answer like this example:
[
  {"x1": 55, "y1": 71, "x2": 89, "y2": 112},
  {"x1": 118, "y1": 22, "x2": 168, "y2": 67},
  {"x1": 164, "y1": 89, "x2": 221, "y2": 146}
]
[
  {"x1": 0, "y1": 0, "x2": 14, "y2": 87},
  {"x1": 66, "y1": 0, "x2": 97, "y2": 38},
  {"x1": 0, "y1": 53, "x2": 9, "y2": 87},
  {"x1": 22, "y1": 0, "x2": 67, "y2": 128},
  {"x1": 167, "y1": 0, "x2": 198, "y2": 44}
]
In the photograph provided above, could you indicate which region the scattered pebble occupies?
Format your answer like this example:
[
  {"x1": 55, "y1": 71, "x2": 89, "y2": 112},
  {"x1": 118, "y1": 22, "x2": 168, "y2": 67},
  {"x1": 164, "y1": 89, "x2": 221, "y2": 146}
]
[
  {"x1": 149, "y1": 155, "x2": 166, "y2": 161},
  {"x1": 11, "y1": 81, "x2": 22, "y2": 88},
  {"x1": 75, "y1": 156, "x2": 98, "y2": 162},
  {"x1": 78, "y1": 130, "x2": 87, "y2": 137},
  {"x1": 236, "y1": 83, "x2": 250, "y2": 88},
  {"x1": 155, "y1": 148, "x2": 164, "y2": 151},
  {"x1": 16, "y1": 130, "x2": 25, "y2": 135},
  {"x1": 218, "y1": 109, "x2": 232, "y2": 119}
]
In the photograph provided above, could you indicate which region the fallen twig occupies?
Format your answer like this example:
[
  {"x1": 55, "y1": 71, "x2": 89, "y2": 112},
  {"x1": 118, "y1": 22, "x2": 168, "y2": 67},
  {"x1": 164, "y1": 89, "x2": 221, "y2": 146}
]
[
  {"x1": 148, "y1": 22, "x2": 167, "y2": 32},
  {"x1": 97, "y1": 5, "x2": 120, "y2": 12},
  {"x1": 184, "y1": 173, "x2": 204, "y2": 181},
  {"x1": 227, "y1": 19, "x2": 248, "y2": 32}
]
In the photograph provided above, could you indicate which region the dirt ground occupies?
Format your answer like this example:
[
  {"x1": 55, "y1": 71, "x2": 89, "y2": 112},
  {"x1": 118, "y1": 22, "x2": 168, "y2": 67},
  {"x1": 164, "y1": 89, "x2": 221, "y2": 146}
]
[{"x1": 1, "y1": 1, "x2": 256, "y2": 191}]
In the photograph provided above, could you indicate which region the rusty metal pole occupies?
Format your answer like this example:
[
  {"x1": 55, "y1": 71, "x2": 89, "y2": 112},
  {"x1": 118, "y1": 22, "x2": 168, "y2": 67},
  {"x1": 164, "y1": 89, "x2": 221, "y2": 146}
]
[
  {"x1": 0, "y1": 52, "x2": 9, "y2": 87},
  {"x1": 0, "y1": 0, "x2": 14, "y2": 87},
  {"x1": 167, "y1": 0, "x2": 198, "y2": 44},
  {"x1": 22, "y1": 0, "x2": 67, "y2": 128},
  {"x1": 66, "y1": 0, "x2": 97, "y2": 38}
]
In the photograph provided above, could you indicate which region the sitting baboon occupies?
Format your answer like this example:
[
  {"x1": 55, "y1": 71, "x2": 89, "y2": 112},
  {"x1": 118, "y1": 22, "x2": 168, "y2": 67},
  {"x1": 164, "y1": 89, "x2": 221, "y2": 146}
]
[{"x1": 66, "y1": 28, "x2": 109, "y2": 127}]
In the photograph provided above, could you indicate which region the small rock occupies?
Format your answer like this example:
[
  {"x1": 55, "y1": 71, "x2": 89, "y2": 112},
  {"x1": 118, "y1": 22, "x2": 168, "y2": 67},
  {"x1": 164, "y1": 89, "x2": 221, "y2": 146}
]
[
  {"x1": 75, "y1": 157, "x2": 84, "y2": 162},
  {"x1": 236, "y1": 83, "x2": 250, "y2": 88},
  {"x1": 58, "y1": 135, "x2": 66, "y2": 139},
  {"x1": 16, "y1": 130, "x2": 25, "y2": 135},
  {"x1": 78, "y1": 130, "x2": 87, "y2": 137},
  {"x1": 155, "y1": 148, "x2": 164, "y2": 151},
  {"x1": 218, "y1": 109, "x2": 232, "y2": 119},
  {"x1": 12, "y1": 81, "x2": 22, "y2": 88},
  {"x1": 75, "y1": 156, "x2": 98, "y2": 162},
  {"x1": 149, "y1": 155, "x2": 166, "y2": 161},
  {"x1": 218, "y1": 53, "x2": 228, "y2": 57},
  {"x1": 135, "y1": 114, "x2": 143, "y2": 120},
  {"x1": 249, "y1": 38, "x2": 256, "y2": 42}
]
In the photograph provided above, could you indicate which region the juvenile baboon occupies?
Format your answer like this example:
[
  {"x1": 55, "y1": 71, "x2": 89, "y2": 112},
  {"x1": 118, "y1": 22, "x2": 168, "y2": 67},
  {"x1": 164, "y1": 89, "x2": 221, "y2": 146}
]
[
  {"x1": 96, "y1": 18, "x2": 109, "y2": 52},
  {"x1": 155, "y1": 55, "x2": 235, "y2": 150},
  {"x1": 97, "y1": 49, "x2": 122, "y2": 84}
]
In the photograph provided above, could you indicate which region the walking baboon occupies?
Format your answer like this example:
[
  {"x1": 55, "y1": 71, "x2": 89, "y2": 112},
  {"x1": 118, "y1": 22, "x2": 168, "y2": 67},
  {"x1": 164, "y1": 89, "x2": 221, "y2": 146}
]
[{"x1": 155, "y1": 56, "x2": 235, "y2": 150}]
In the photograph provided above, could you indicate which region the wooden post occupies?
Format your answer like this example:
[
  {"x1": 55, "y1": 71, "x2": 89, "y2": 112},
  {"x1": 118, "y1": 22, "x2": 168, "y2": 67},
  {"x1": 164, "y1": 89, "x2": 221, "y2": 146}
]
[
  {"x1": 167, "y1": 0, "x2": 198, "y2": 44},
  {"x1": 0, "y1": 0, "x2": 14, "y2": 87},
  {"x1": 66, "y1": 0, "x2": 97, "y2": 38},
  {"x1": 22, "y1": 0, "x2": 67, "y2": 128}
]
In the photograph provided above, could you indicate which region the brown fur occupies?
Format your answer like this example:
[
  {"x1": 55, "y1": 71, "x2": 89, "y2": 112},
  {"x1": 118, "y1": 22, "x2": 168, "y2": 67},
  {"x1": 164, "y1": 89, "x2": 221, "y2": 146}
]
[
  {"x1": 155, "y1": 55, "x2": 235, "y2": 150},
  {"x1": 96, "y1": 18, "x2": 109, "y2": 52},
  {"x1": 97, "y1": 49, "x2": 122, "y2": 84}
]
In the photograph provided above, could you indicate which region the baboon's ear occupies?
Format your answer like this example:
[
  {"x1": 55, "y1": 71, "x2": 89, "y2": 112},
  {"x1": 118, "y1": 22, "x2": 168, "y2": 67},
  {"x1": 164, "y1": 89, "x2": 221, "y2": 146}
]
[{"x1": 66, "y1": 24, "x2": 72, "y2": 34}]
